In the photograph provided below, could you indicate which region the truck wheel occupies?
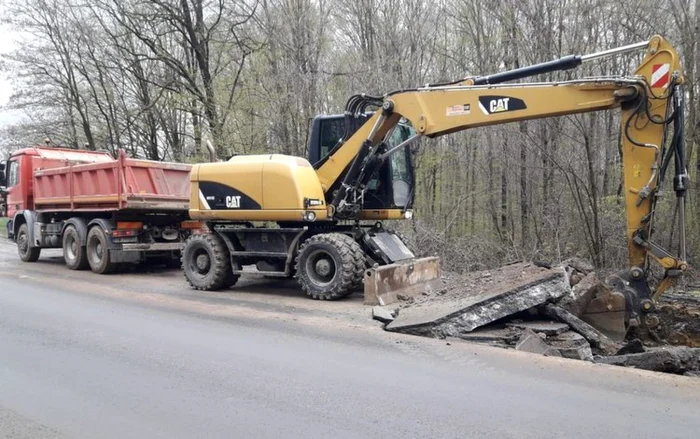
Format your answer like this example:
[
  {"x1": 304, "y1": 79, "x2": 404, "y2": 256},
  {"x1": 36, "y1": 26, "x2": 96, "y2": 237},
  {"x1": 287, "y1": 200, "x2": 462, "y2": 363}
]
[
  {"x1": 182, "y1": 233, "x2": 238, "y2": 290},
  {"x1": 17, "y1": 223, "x2": 41, "y2": 262},
  {"x1": 63, "y1": 226, "x2": 89, "y2": 270},
  {"x1": 86, "y1": 226, "x2": 117, "y2": 274},
  {"x1": 295, "y1": 233, "x2": 365, "y2": 300}
]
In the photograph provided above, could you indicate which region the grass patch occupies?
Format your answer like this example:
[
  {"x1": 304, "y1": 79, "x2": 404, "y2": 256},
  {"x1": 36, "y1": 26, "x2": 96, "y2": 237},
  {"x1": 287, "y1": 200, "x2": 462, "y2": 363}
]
[{"x1": 0, "y1": 217, "x2": 8, "y2": 238}]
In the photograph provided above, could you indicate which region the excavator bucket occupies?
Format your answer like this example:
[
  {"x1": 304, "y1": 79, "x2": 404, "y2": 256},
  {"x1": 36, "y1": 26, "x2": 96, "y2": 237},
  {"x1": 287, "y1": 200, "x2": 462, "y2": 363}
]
[
  {"x1": 363, "y1": 256, "x2": 443, "y2": 306},
  {"x1": 580, "y1": 285, "x2": 628, "y2": 342}
]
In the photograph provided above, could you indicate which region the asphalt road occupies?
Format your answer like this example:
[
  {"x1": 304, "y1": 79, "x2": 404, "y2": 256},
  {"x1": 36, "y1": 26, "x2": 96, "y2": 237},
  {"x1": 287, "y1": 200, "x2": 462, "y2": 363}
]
[{"x1": 1, "y1": 243, "x2": 699, "y2": 438}]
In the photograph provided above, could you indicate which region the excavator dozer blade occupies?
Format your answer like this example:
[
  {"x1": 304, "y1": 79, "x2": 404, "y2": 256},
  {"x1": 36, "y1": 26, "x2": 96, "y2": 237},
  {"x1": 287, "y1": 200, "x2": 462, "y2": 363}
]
[{"x1": 363, "y1": 257, "x2": 443, "y2": 306}]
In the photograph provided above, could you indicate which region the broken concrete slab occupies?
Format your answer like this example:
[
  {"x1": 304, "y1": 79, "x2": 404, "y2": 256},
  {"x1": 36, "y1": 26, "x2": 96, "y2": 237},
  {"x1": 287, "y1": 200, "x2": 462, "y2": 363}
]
[
  {"x1": 506, "y1": 320, "x2": 570, "y2": 336},
  {"x1": 516, "y1": 329, "x2": 561, "y2": 357},
  {"x1": 457, "y1": 326, "x2": 522, "y2": 348},
  {"x1": 557, "y1": 272, "x2": 600, "y2": 317},
  {"x1": 372, "y1": 305, "x2": 397, "y2": 324},
  {"x1": 385, "y1": 263, "x2": 569, "y2": 338},
  {"x1": 546, "y1": 331, "x2": 593, "y2": 361},
  {"x1": 561, "y1": 257, "x2": 594, "y2": 275},
  {"x1": 542, "y1": 303, "x2": 619, "y2": 355},
  {"x1": 580, "y1": 286, "x2": 627, "y2": 342},
  {"x1": 596, "y1": 347, "x2": 700, "y2": 374}
]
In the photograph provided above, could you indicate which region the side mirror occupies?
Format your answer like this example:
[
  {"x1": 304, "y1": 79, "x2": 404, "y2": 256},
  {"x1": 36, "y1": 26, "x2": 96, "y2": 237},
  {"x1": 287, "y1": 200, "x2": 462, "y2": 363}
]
[{"x1": 0, "y1": 162, "x2": 5, "y2": 187}]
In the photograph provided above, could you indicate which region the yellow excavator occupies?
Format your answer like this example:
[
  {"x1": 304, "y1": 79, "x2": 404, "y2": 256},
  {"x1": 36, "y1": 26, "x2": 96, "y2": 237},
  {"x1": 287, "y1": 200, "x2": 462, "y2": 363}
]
[{"x1": 182, "y1": 35, "x2": 687, "y2": 332}]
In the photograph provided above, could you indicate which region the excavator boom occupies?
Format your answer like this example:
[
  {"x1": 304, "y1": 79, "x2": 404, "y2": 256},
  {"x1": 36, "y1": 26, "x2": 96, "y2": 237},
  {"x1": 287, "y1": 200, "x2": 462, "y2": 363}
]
[{"x1": 319, "y1": 35, "x2": 686, "y2": 323}]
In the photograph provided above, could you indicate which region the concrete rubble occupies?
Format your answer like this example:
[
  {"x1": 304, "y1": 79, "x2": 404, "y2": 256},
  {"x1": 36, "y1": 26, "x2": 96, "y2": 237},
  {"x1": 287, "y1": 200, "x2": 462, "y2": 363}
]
[
  {"x1": 506, "y1": 321, "x2": 569, "y2": 336},
  {"x1": 385, "y1": 263, "x2": 569, "y2": 337},
  {"x1": 378, "y1": 258, "x2": 700, "y2": 378},
  {"x1": 596, "y1": 347, "x2": 700, "y2": 375},
  {"x1": 557, "y1": 272, "x2": 599, "y2": 317},
  {"x1": 546, "y1": 331, "x2": 593, "y2": 361},
  {"x1": 457, "y1": 326, "x2": 522, "y2": 348},
  {"x1": 372, "y1": 305, "x2": 398, "y2": 324},
  {"x1": 542, "y1": 303, "x2": 619, "y2": 355},
  {"x1": 515, "y1": 329, "x2": 561, "y2": 357}
]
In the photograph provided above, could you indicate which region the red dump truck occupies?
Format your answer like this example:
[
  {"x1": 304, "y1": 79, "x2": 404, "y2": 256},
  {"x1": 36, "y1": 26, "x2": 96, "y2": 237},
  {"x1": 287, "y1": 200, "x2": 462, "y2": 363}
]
[{"x1": 0, "y1": 146, "x2": 200, "y2": 273}]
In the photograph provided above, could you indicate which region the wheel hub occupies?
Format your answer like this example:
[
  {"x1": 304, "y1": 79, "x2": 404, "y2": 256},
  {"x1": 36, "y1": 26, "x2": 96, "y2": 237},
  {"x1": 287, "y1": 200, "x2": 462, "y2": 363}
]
[
  {"x1": 195, "y1": 253, "x2": 211, "y2": 272},
  {"x1": 315, "y1": 259, "x2": 332, "y2": 276},
  {"x1": 305, "y1": 249, "x2": 337, "y2": 286},
  {"x1": 68, "y1": 238, "x2": 77, "y2": 259},
  {"x1": 18, "y1": 234, "x2": 27, "y2": 252}
]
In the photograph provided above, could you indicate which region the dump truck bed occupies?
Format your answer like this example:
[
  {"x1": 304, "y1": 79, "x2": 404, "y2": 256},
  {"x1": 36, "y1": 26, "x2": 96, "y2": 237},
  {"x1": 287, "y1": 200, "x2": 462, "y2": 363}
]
[{"x1": 33, "y1": 150, "x2": 191, "y2": 212}]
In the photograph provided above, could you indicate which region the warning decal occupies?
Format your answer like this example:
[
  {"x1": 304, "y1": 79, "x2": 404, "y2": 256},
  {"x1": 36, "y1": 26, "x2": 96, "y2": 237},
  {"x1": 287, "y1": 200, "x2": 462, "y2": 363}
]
[
  {"x1": 651, "y1": 63, "x2": 670, "y2": 89},
  {"x1": 446, "y1": 104, "x2": 470, "y2": 116}
]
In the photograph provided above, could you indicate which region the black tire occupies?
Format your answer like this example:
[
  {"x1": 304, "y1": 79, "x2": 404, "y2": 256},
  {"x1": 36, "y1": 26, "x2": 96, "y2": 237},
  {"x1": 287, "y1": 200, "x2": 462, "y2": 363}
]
[
  {"x1": 182, "y1": 233, "x2": 238, "y2": 290},
  {"x1": 17, "y1": 223, "x2": 41, "y2": 262},
  {"x1": 86, "y1": 226, "x2": 117, "y2": 274},
  {"x1": 294, "y1": 233, "x2": 365, "y2": 300},
  {"x1": 63, "y1": 225, "x2": 89, "y2": 270}
]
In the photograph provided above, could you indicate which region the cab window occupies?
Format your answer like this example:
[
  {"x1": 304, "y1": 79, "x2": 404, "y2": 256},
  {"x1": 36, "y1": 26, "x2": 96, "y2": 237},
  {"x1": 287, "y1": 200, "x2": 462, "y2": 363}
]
[
  {"x1": 7, "y1": 160, "x2": 18, "y2": 187},
  {"x1": 319, "y1": 118, "x2": 344, "y2": 161}
]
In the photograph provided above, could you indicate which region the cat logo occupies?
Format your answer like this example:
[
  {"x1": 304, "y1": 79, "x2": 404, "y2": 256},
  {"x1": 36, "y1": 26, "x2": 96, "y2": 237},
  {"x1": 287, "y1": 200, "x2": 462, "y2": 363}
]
[
  {"x1": 478, "y1": 95, "x2": 527, "y2": 115},
  {"x1": 226, "y1": 195, "x2": 242, "y2": 208},
  {"x1": 490, "y1": 98, "x2": 510, "y2": 113}
]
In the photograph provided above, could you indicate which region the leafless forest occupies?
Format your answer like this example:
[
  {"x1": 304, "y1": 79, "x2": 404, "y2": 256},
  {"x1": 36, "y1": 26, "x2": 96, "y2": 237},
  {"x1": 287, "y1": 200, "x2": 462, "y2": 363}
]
[{"x1": 1, "y1": 0, "x2": 698, "y2": 276}]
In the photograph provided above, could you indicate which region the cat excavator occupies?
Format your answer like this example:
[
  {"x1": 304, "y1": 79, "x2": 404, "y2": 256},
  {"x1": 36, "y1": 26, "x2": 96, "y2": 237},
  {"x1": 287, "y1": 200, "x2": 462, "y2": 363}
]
[{"x1": 182, "y1": 35, "x2": 687, "y2": 334}]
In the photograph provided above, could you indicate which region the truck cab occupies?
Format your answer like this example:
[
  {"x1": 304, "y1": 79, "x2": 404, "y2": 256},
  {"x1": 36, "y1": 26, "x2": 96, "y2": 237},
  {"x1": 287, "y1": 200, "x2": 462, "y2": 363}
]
[{"x1": 306, "y1": 114, "x2": 417, "y2": 212}]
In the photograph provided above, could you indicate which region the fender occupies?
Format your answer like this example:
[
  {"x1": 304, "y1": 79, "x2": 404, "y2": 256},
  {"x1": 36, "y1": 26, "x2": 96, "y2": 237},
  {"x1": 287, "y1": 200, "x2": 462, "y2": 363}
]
[
  {"x1": 87, "y1": 218, "x2": 119, "y2": 250},
  {"x1": 11, "y1": 210, "x2": 38, "y2": 245},
  {"x1": 63, "y1": 217, "x2": 89, "y2": 246}
]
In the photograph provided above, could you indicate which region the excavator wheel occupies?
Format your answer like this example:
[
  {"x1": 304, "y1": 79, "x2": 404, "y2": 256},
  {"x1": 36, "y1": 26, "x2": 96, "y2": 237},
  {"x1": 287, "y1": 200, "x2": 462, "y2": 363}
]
[
  {"x1": 182, "y1": 233, "x2": 238, "y2": 291},
  {"x1": 295, "y1": 233, "x2": 365, "y2": 300}
]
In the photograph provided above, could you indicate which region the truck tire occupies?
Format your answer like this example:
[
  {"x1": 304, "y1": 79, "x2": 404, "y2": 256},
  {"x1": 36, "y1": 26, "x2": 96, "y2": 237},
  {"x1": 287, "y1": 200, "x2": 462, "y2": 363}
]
[
  {"x1": 295, "y1": 233, "x2": 364, "y2": 300},
  {"x1": 86, "y1": 226, "x2": 117, "y2": 274},
  {"x1": 17, "y1": 223, "x2": 41, "y2": 262},
  {"x1": 63, "y1": 225, "x2": 89, "y2": 270},
  {"x1": 182, "y1": 233, "x2": 238, "y2": 290}
]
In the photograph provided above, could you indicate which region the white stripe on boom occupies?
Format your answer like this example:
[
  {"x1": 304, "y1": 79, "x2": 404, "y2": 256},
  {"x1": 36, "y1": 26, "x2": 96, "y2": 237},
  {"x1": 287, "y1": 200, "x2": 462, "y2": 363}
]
[{"x1": 651, "y1": 63, "x2": 670, "y2": 86}]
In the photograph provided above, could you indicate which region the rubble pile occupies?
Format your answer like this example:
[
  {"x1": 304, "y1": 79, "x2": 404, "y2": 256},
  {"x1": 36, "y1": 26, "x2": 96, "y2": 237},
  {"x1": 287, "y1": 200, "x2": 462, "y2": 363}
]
[{"x1": 373, "y1": 259, "x2": 700, "y2": 378}]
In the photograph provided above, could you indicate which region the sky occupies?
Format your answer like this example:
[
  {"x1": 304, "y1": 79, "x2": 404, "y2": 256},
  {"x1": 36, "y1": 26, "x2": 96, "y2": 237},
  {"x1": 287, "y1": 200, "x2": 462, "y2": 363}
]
[{"x1": 0, "y1": 15, "x2": 21, "y2": 129}]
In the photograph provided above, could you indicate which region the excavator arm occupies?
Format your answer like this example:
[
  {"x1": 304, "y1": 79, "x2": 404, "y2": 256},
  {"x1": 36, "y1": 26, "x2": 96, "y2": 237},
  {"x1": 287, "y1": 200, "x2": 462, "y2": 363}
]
[{"x1": 318, "y1": 35, "x2": 687, "y2": 318}]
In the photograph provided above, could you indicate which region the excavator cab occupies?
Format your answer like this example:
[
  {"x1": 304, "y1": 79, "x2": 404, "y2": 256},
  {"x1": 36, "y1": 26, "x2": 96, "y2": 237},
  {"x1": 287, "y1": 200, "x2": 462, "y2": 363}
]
[{"x1": 307, "y1": 114, "x2": 417, "y2": 211}]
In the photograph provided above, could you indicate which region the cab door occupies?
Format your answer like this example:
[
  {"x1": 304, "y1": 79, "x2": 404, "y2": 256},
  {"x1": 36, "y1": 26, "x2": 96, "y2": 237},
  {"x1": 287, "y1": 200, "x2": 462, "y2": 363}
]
[{"x1": 4, "y1": 158, "x2": 22, "y2": 218}]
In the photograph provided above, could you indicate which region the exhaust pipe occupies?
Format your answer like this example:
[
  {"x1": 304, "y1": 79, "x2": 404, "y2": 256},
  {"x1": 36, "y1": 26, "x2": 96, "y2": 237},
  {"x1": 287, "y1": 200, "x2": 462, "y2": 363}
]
[{"x1": 205, "y1": 139, "x2": 217, "y2": 162}]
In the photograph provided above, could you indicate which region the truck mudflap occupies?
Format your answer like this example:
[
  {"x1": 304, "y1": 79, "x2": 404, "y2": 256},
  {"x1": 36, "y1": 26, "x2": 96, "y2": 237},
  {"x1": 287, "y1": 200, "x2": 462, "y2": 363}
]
[{"x1": 363, "y1": 256, "x2": 443, "y2": 306}]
